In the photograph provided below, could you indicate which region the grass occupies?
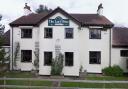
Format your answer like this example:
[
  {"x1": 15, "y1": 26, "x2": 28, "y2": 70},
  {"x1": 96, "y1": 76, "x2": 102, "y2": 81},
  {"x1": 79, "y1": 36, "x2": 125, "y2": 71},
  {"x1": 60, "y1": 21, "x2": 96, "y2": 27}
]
[
  {"x1": 86, "y1": 74, "x2": 128, "y2": 81},
  {"x1": 1, "y1": 71, "x2": 128, "y2": 81},
  {"x1": 1, "y1": 80, "x2": 52, "y2": 86},
  {"x1": 0, "y1": 71, "x2": 35, "y2": 78},
  {"x1": 61, "y1": 82, "x2": 128, "y2": 88},
  {"x1": 0, "y1": 80, "x2": 4, "y2": 84},
  {"x1": 1, "y1": 71, "x2": 128, "y2": 88}
]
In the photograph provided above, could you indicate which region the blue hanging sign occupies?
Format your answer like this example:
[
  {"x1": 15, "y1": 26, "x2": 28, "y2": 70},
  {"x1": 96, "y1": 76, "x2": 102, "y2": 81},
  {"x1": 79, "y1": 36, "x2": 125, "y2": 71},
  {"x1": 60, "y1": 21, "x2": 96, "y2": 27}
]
[{"x1": 48, "y1": 16, "x2": 69, "y2": 26}]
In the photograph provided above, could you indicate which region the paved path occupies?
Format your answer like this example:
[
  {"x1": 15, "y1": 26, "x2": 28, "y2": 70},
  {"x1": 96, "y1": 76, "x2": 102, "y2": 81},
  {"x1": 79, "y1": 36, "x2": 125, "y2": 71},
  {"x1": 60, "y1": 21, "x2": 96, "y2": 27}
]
[{"x1": 0, "y1": 78, "x2": 128, "y2": 83}]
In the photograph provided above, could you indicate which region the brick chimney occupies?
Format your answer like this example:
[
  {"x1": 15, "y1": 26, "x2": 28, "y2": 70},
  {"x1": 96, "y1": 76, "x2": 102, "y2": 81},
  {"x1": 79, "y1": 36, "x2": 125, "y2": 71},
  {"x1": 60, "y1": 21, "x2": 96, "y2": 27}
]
[
  {"x1": 97, "y1": 3, "x2": 103, "y2": 15},
  {"x1": 24, "y1": 3, "x2": 32, "y2": 15}
]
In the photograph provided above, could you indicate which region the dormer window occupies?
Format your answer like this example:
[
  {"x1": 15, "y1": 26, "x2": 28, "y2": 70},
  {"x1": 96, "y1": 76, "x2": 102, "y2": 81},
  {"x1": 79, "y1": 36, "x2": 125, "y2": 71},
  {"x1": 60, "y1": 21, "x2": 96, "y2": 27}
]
[
  {"x1": 89, "y1": 29, "x2": 101, "y2": 39},
  {"x1": 21, "y1": 29, "x2": 32, "y2": 38}
]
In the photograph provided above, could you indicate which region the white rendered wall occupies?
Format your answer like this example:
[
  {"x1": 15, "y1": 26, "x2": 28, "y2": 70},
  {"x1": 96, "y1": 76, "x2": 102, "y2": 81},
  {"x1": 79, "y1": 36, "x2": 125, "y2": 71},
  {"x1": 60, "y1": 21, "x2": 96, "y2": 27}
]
[
  {"x1": 11, "y1": 12, "x2": 111, "y2": 75},
  {"x1": 111, "y1": 48, "x2": 128, "y2": 72},
  {"x1": 79, "y1": 28, "x2": 110, "y2": 73},
  {"x1": 11, "y1": 26, "x2": 39, "y2": 71},
  {"x1": 39, "y1": 13, "x2": 80, "y2": 76}
]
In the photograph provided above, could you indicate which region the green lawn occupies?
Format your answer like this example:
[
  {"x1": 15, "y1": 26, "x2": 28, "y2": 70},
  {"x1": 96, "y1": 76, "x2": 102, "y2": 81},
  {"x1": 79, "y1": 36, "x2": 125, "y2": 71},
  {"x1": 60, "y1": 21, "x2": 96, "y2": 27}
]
[
  {"x1": 61, "y1": 82, "x2": 128, "y2": 88},
  {"x1": 0, "y1": 80, "x2": 4, "y2": 84},
  {"x1": 0, "y1": 80, "x2": 52, "y2": 86},
  {"x1": 0, "y1": 71, "x2": 35, "y2": 78},
  {"x1": 1, "y1": 71, "x2": 128, "y2": 81},
  {"x1": 86, "y1": 74, "x2": 128, "y2": 81}
]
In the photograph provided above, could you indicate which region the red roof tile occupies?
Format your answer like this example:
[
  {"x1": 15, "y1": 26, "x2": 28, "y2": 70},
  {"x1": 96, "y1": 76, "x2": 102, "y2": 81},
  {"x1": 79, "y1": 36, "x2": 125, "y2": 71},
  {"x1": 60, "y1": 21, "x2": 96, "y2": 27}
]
[
  {"x1": 113, "y1": 27, "x2": 128, "y2": 47},
  {"x1": 10, "y1": 7, "x2": 113, "y2": 27}
]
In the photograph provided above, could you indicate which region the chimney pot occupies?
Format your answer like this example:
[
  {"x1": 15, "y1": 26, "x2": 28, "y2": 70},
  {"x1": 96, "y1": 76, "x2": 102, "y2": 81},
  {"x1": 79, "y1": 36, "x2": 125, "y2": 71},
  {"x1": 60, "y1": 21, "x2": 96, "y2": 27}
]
[
  {"x1": 24, "y1": 3, "x2": 32, "y2": 15},
  {"x1": 97, "y1": 3, "x2": 103, "y2": 15}
]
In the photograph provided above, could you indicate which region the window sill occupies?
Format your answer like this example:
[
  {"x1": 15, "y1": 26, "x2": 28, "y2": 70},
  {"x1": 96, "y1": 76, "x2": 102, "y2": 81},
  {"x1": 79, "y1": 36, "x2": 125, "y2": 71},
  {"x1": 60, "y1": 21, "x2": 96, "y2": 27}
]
[
  {"x1": 65, "y1": 65, "x2": 73, "y2": 67},
  {"x1": 89, "y1": 63, "x2": 101, "y2": 65},
  {"x1": 21, "y1": 38, "x2": 32, "y2": 39},
  {"x1": 65, "y1": 38, "x2": 74, "y2": 39},
  {"x1": 21, "y1": 62, "x2": 32, "y2": 63},
  {"x1": 89, "y1": 38, "x2": 101, "y2": 40},
  {"x1": 44, "y1": 38, "x2": 53, "y2": 39}
]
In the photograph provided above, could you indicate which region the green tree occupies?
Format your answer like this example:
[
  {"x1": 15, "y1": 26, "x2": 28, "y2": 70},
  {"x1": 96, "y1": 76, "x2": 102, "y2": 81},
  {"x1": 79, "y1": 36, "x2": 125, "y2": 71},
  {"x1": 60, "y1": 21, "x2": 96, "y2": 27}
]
[
  {"x1": 51, "y1": 53, "x2": 64, "y2": 75},
  {"x1": 36, "y1": 4, "x2": 52, "y2": 13},
  {"x1": 0, "y1": 37, "x2": 6, "y2": 64},
  {"x1": 0, "y1": 15, "x2": 6, "y2": 64}
]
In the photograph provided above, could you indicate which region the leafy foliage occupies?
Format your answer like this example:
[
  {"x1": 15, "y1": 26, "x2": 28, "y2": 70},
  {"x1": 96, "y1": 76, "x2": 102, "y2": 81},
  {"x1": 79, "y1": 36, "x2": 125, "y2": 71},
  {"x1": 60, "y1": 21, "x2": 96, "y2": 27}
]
[
  {"x1": 0, "y1": 36, "x2": 4, "y2": 48},
  {"x1": 0, "y1": 15, "x2": 5, "y2": 35},
  {"x1": 0, "y1": 48, "x2": 6, "y2": 64},
  {"x1": 102, "y1": 65, "x2": 123, "y2": 77},
  {"x1": 13, "y1": 42, "x2": 20, "y2": 67},
  {"x1": 51, "y1": 53, "x2": 64, "y2": 75},
  {"x1": 36, "y1": 4, "x2": 52, "y2": 14},
  {"x1": 34, "y1": 49, "x2": 39, "y2": 71},
  {"x1": 0, "y1": 15, "x2": 6, "y2": 64}
]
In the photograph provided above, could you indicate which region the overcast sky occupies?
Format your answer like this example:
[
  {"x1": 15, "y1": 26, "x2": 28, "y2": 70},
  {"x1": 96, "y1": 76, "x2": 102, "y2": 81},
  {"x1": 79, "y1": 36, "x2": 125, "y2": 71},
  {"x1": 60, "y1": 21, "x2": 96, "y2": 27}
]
[{"x1": 0, "y1": 0, "x2": 128, "y2": 31}]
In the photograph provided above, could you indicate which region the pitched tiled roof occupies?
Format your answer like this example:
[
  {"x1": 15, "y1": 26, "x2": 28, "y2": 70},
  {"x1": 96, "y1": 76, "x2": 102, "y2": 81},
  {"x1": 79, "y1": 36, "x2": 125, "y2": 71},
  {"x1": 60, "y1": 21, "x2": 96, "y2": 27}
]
[
  {"x1": 70, "y1": 14, "x2": 113, "y2": 26},
  {"x1": 112, "y1": 27, "x2": 128, "y2": 48},
  {"x1": 10, "y1": 7, "x2": 113, "y2": 27},
  {"x1": 3, "y1": 30, "x2": 10, "y2": 46}
]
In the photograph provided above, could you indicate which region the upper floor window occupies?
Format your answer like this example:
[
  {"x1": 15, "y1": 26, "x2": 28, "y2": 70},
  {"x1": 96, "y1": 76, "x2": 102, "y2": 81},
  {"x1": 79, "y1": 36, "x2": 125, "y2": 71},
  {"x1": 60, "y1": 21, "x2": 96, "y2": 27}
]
[
  {"x1": 21, "y1": 50, "x2": 32, "y2": 62},
  {"x1": 89, "y1": 29, "x2": 101, "y2": 39},
  {"x1": 21, "y1": 29, "x2": 32, "y2": 38},
  {"x1": 120, "y1": 50, "x2": 128, "y2": 57},
  {"x1": 44, "y1": 28, "x2": 53, "y2": 38},
  {"x1": 89, "y1": 51, "x2": 101, "y2": 64},
  {"x1": 44, "y1": 52, "x2": 52, "y2": 66},
  {"x1": 65, "y1": 28, "x2": 73, "y2": 39},
  {"x1": 65, "y1": 52, "x2": 74, "y2": 66}
]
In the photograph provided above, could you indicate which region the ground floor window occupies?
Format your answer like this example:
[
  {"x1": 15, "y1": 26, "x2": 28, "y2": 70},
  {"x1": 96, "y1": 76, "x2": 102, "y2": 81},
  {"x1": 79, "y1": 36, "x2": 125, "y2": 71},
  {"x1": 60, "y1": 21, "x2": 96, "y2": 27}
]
[
  {"x1": 89, "y1": 51, "x2": 101, "y2": 64},
  {"x1": 65, "y1": 52, "x2": 74, "y2": 66},
  {"x1": 44, "y1": 52, "x2": 52, "y2": 66},
  {"x1": 120, "y1": 50, "x2": 128, "y2": 57},
  {"x1": 21, "y1": 50, "x2": 32, "y2": 62}
]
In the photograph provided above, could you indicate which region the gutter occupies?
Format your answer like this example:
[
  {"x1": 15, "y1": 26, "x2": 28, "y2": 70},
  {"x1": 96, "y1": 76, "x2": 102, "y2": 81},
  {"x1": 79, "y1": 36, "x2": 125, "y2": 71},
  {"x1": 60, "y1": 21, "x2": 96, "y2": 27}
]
[
  {"x1": 11, "y1": 27, "x2": 13, "y2": 70},
  {"x1": 109, "y1": 28, "x2": 112, "y2": 67}
]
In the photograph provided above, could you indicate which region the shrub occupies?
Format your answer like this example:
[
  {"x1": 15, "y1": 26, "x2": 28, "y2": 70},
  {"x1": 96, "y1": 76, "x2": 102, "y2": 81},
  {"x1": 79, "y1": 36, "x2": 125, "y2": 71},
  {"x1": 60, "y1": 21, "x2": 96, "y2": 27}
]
[
  {"x1": 102, "y1": 65, "x2": 123, "y2": 77},
  {"x1": 51, "y1": 53, "x2": 64, "y2": 75}
]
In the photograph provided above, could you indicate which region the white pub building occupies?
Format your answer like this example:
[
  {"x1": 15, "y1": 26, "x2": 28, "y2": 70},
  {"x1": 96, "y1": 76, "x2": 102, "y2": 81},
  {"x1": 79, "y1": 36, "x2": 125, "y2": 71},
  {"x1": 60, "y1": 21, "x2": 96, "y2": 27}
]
[{"x1": 9, "y1": 3, "x2": 128, "y2": 76}]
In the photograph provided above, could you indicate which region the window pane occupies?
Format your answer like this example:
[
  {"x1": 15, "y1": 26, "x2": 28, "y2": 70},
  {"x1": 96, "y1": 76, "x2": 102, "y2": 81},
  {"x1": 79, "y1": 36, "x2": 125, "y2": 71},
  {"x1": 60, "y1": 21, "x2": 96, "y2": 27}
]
[
  {"x1": 44, "y1": 52, "x2": 52, "y2": 66},
  {"x1": 120, "y1": 50, "x2": 128, "y2": 57},
  {"x1": 21, "y1": 29, "x2": 32, "y2": 38},
  {"x1": 44, "y1": 28, "x2": 52, "y2": 38},
  {"x1": 89, "y1": 51, "x2": 101, "y2": 64},
  {"x1": 21, "y1": 50, "x2": 32, "y2": 62},
  {"x1": 89, "y1": 29, "x2": 101, "y2": 39},
  {"x1": 65, "y1": 52, "x2": 73, "y2": 66},
  {"x1": 65, "y1": 28, "x2": 73, "y2": 38}
]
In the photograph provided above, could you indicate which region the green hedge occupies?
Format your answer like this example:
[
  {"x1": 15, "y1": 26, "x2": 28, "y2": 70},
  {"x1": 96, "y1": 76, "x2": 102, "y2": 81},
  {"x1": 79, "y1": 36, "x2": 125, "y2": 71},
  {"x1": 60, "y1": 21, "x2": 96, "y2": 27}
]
[{"x1": 102, "y1": 65, "x2": 123, "y2": 77}]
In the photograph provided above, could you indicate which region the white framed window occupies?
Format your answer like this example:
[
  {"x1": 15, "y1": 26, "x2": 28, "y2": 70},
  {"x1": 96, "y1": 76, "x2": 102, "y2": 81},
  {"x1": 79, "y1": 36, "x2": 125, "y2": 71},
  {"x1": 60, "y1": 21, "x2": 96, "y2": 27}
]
[
  {"x1": 21, "y1": 50, "x2": 32, "y2": 62},
  {"x1": 21, "y1": 29, "x2": 32, "y2": 38},
  {"x1": 44, "y1": 28, "x2": 53, "y2": 38},
  {"x1": 65, "y1": 52, "x2": 74, "y2": 66},
  {"x1": 89, "y1": 29, "x2": 101, "y2": 39},
  {"x1": 44, "y1": 51, "x2": 52, "y2": 66},
  {"x1": 65, "y1": 28, "x2": 74, "y2": 39},
  {"x1": 89, "y1": 51, "x2": 101, "y2": 64}
]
